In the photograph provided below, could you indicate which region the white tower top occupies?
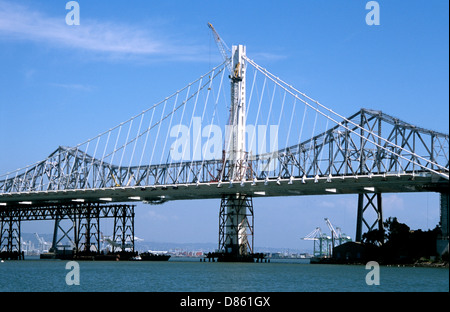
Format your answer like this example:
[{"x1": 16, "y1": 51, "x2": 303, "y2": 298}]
[{"x1": 226, "y1": 45, "x2": 247, "y2": 181}]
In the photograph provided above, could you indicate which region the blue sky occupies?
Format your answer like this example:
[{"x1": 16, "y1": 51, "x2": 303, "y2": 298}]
[{"x1": 0, "y1": 0, "x2": 448, "y2": 251}]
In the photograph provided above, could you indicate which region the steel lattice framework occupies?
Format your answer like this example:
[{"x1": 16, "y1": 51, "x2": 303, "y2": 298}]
[
  {"x1": 0, "y1": 202, "x2": 135, "y2": 258},
  {"x1": 0, "y1": 43, "x2": 448, "y2": 260},
  {"x1": 0, "y1": 54, "x2": 448, "y2": 207},
  {"x1": 0, "y1": 108, "x2": 448, "y2": 205}
]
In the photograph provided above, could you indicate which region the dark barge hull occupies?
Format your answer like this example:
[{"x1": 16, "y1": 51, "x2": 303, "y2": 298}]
[{"x1": 140, "y1": 253, "x2": 171, "y2": 261}]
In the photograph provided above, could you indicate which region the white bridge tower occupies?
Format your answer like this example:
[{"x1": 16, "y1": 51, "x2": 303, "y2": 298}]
[{"x1": 219, "y1": 44, "x2": 255, "y2": 260}]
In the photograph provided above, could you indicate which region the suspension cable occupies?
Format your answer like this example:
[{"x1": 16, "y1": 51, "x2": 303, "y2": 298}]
[{"x1": 244, "y1": 56, "x2": 449, "y2": 179}]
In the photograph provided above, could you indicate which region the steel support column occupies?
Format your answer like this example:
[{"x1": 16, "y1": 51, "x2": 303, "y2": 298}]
[
  {"x1": 0, "y1": 215, "x2": 21, "y2": 259},
  {"x1": 356, "y1": 193, "x2": 383, "y2": 243},
  {"x1": 218, "y1": 194, "x2": 254, "y2": 257},
  {"x1": 78, "y1": 203, "x2": 101, "y2": 255},
  {"x1": 112, "y1": 205, "x2": 135, "y2": 253},
  {"x1": 50, "y1": 213, "x2": 76, "y2": 256}
]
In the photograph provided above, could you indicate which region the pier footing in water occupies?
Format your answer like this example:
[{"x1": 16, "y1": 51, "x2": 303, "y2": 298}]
[{"x1": 202, "y1": 252, "x2": 268, "y2": 263}]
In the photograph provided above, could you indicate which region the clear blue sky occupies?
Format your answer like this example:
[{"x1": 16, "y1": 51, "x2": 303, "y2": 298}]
[{"x1": 0, "y1": 0, "x2": 448, "y2": 251}]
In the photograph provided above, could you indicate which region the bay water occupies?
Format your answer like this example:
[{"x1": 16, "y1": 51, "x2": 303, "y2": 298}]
[{"x1": 0, "y1": 257, "x2": 448, "y2": 293}]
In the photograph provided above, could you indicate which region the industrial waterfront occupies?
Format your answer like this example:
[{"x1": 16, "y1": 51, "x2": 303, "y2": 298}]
[{"x1": 11, "y1": 232, "x2": 312, "y2": 261}]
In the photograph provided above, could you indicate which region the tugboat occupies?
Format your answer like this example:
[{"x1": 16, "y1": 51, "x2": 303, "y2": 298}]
[{"x1": 139, "y1": 251, "x2": 171, "y2": 261}]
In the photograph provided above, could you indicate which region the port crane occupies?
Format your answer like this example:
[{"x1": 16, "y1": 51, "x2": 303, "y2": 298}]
[
  {"x1": 301, "y1": 227, "x2": 331, "y2": 257},
  {"x1": 324, "y1": 218, "x2": 338, "y2": 248},
  {"x1": 34, "y1": 233, "x2": 51, "y2": 253},
  {"x1": 324, "y1": 218, "x2": 352, "y2": 247},
  {"x1": 302, "y1": 219, "x2": 352, "y2": 257}
]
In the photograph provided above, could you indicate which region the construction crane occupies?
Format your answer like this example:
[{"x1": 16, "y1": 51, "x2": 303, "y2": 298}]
[
  {"x1": 207, "y1": 21, "x2": 245, "y2": 167},
  {"x1": 207, "y1": 22, "x2": 232, "y2": 73}
]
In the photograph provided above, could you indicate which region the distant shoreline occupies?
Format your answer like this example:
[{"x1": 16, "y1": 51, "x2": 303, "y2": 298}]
[{"x1": 310, "y1": 257, "x2": 449, "y2": 268}]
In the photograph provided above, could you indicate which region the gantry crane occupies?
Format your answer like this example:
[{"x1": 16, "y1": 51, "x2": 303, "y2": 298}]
[
  {"x1": 335, "y1": 226, "x2": 352, "y2": 245},
  {"x1": 302, "y1": 219, "x2": 352, "y2": 258},
  {"x1": 324, "y1": 218, "x2": 338, "y2": 248},
  {"x1": 35, "y1": 233, "x2": 51, "y2": 253},
  {"x1": 301, "y1": 227, "x2": 331, "y2": 257},
  {"x1": 324, "y1": 218, "x2": 352, "y2": 247}
]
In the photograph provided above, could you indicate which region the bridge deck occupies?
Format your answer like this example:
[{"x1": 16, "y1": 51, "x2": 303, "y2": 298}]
[{"x1": 1, "y1": 172, "x2": 447, "y2": 206}]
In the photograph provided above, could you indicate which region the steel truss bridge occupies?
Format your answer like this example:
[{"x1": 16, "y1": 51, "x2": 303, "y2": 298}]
[{"x1": 1, "y1": 28, "x2": 448, "y2": 260}]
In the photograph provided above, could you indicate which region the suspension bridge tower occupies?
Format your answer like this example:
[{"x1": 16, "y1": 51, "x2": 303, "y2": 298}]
[
  {"x1": 207, "y1": 23, "x2": 256, "y2": 261},
  {"x1": 217, "y1": 44, "x2": 255, "y2": 261}
]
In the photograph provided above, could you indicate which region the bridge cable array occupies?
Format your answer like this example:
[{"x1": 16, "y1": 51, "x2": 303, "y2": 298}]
[
  {"x1": 0, "y1": 55, "x2": 448, "y2": 195},
  {"x1": 244, "y1": 56, "x2": 449, "y2": 180}
]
